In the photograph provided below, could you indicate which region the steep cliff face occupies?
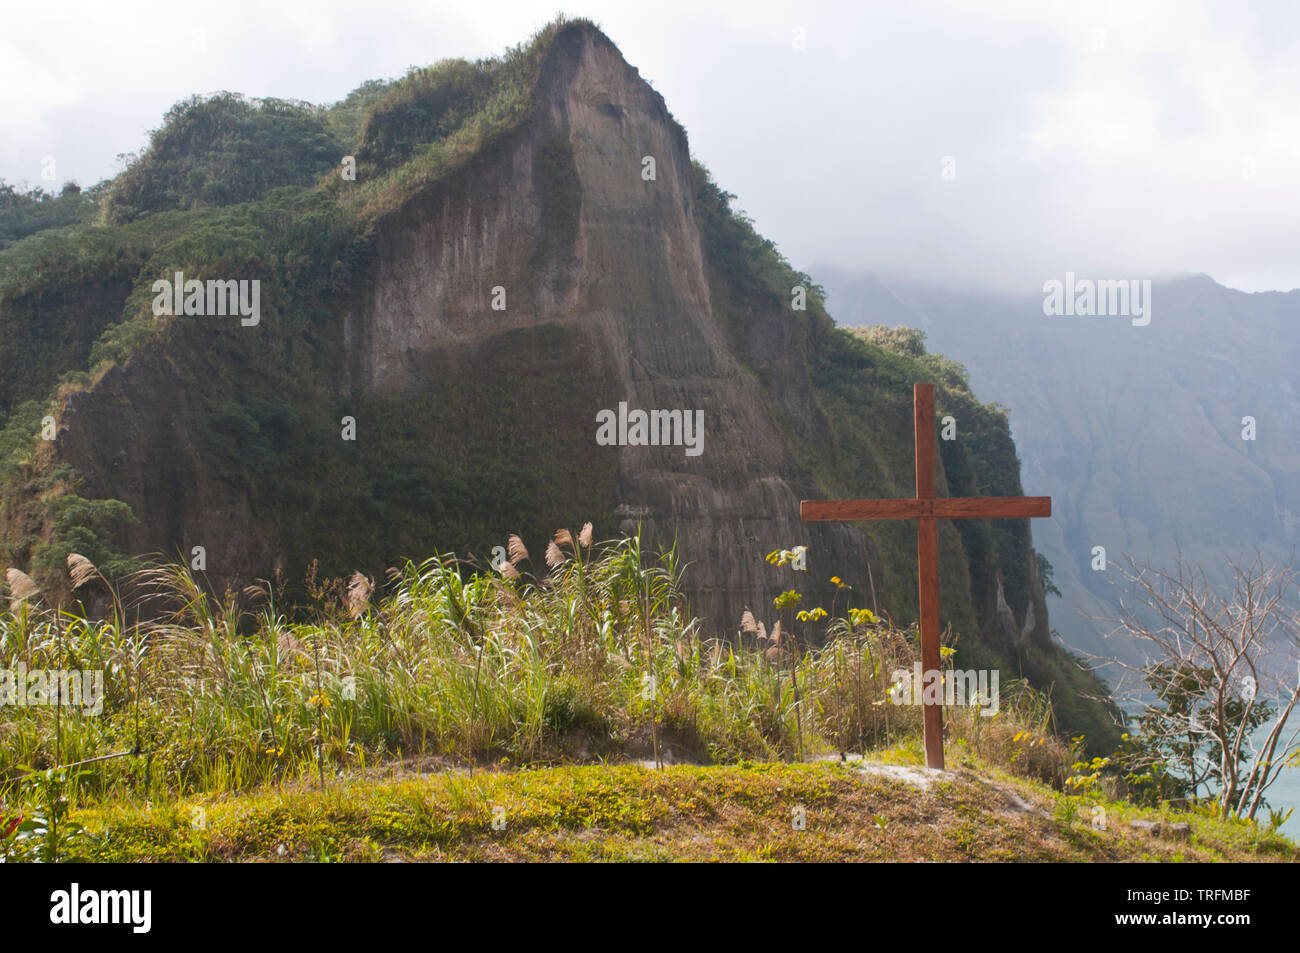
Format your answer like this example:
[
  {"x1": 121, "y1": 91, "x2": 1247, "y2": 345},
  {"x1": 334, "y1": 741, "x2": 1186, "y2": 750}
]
[
  {"x1": 339, "y1": 25, "x2": 871, "y2": 629},
  {"x1": 0, "y1": 22, "x2": 1114, "y2": 740}
]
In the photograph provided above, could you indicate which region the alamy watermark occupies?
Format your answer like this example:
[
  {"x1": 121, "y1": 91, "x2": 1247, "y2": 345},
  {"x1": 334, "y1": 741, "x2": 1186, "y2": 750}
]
[
  {"x1": 1042, "y1": 272, "x2": 1151, "y2": 327},
  {"x1": 595, "y1": 401, "x2": 704, "y2": 457},
  {"x1": 50, "y1": 884, "x2": 150, "y2": 933},
  {"x1": 0, "y1": 664, "x2": 103, "y2": 715},
  {"x1": 151, "y1": 270, "x2": 260, "y2": 326},
  {"x1": 890, "y1": 663, "x2": 1000, "y2": 717}
]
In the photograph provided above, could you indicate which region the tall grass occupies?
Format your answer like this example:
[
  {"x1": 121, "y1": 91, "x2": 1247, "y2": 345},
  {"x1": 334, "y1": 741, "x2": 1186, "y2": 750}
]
[{"x1": 0, "y1": 531, "x2": 1065, "y2": 813}]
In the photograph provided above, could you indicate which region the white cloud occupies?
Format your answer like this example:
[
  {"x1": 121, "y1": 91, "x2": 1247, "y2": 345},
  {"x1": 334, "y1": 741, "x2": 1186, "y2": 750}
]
[{"x1": 2, "y1": 0, "x2": 1297, "y2": 291}]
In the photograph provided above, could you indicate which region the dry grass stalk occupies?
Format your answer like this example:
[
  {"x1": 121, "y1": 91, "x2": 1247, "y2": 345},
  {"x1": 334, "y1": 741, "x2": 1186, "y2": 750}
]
[
  {"x1": 345, "y1": 572, "x2": 373, "y2": 619},
  {"x1": 545, "y1": 541, "x2": 564, "y2": 569},
  {"x1": 67, "y1": 553, "x2": 101, "y2": 591},
  {"x1": 6, "y1": 567, "x2": 38, "y2": 612}
]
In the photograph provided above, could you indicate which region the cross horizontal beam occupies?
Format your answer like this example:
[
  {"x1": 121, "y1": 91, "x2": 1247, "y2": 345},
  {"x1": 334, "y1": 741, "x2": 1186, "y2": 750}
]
[{"x1": 800, "y1": 497, "x2": 1051, "y2": 522}]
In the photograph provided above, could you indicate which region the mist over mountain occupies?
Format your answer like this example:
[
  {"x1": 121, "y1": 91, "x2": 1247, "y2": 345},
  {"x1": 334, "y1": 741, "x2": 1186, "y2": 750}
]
[{"x1": 818, "y1": 267, "x2": 1300, "y2": 673}]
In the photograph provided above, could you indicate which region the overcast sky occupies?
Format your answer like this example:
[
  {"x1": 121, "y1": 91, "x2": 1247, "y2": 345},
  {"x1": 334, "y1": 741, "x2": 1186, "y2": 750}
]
[{"x1": 3, "y1": 0, "x2": 1298, "y2": 293}]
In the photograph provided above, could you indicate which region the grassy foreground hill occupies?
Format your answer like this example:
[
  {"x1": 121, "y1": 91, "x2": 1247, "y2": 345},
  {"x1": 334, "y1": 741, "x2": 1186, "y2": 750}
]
[
  {"x1": 1, "y1": 536, "x2": 1293, "y2": 862},
  {"x1": 67, "y1": 757, "x2": 1300, "y2": 862}
]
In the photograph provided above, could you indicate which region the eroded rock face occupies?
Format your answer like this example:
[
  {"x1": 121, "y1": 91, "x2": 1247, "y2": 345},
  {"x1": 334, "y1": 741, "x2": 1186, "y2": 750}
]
[{"x1": 340, "y1": 25, "x2": 878, "y2": 630}]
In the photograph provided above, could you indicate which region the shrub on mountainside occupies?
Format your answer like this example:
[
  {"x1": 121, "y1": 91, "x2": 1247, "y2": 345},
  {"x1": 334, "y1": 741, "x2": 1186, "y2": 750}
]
[{"x1": 103, "y1": 93, "x2": 344, "y2": 224}]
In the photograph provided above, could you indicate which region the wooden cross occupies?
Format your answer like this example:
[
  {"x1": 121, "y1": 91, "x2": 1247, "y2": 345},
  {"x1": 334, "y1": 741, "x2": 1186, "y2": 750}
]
[{"x1": 800, "y1": 382, "x2": 1050, "y2": 770}]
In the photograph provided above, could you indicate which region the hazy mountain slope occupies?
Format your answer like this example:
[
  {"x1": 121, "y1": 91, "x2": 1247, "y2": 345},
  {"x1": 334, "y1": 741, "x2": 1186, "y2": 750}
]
[{"x1": 820, "y1": 267, "x2": 1300, "y2": 668}]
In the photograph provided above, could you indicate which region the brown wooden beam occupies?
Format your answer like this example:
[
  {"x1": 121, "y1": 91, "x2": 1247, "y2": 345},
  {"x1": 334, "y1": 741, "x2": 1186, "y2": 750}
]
[
  {"x1": 800, "y1": 496, "x2": 1051, "y2": 522},
  {"x1": 800, "y1": 499, "x2": 930, "y2": 521},
  {"x1": 931, "y1": 496, "x2": 1051, "y2": 519},
  {"x1": 914, "y1": 383, "x2": 944, "y2": 770},
  {"x1": 917, "y1": 514, "x2": 943, "y2": 770}
]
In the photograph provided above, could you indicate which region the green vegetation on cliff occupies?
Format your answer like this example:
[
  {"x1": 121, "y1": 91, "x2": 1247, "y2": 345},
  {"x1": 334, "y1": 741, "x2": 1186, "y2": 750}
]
[
  {"x1": 0, "y1": 181, "x2": 101, "y2": 251},
  {"x1": 102, "y1": 94, "x2": 344, "y2": 224}
]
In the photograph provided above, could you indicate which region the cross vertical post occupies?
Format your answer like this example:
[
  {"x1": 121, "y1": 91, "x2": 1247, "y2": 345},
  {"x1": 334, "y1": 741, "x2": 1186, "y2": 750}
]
[{"x1": 913, "y1": 382, "x2": 943, "y2": 770}]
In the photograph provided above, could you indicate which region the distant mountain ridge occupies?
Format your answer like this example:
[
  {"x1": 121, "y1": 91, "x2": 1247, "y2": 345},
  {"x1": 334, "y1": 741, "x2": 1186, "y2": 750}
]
[{"x1": 819, "y1": 267, "x2": 1300, "y2": 670}]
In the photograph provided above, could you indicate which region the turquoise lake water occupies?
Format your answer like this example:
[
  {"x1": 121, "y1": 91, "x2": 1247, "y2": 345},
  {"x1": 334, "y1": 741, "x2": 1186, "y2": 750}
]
[{"x1": 1116, "y1": 718, "x2": 1298, "y2": 839}]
